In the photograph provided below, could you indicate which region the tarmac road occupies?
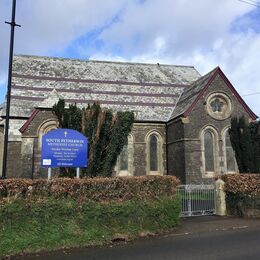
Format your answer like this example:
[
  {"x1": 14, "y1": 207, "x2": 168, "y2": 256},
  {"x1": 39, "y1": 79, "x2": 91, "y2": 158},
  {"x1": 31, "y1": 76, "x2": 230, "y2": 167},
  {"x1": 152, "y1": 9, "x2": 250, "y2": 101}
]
[{"x1": 16, "y1": 216, "x2": 260, "y2": 260}]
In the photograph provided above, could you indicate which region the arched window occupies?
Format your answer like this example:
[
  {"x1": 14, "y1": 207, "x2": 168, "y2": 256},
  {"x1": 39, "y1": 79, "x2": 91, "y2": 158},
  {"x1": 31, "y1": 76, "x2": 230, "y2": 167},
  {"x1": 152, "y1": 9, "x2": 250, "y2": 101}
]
[
  {"x1": 204, "y1": 130, "x2": 215, "y2": 172},
  {"x1": 201, "y1": 127, "x2": 218, "y2": 177},
  {"x1": 119, "y1": 144, "x2": 128, "y2": 171},
  {"x1": 116, "y1": 135, "x2": 134, "y2": 176},
  {"x1": 223, "y1": 129, "x2": 237, "y2": 173},
  {"x1": 150, "y1": 134, "x2": 158, "y2": 171},
  {"x1": 38, "y1": 120, "x2": 57, "y2": 149},
  {"x1": 146, "y1": 131, "x2": 163, "y2": 175}
]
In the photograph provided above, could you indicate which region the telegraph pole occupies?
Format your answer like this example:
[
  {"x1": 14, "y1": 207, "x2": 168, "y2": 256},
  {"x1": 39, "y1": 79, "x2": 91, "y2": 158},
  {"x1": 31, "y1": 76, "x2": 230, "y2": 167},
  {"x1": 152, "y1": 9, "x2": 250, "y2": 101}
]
[{"x1": 1, "y1": 0, "x2": 21, "y2": 179}]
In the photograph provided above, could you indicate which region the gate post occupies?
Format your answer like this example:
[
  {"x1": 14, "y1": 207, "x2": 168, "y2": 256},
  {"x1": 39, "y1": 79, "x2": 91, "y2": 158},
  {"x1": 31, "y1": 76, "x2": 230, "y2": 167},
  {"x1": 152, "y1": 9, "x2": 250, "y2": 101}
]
[{"x1": 215, "y1": 178, "x2": 227, "y2": 216}]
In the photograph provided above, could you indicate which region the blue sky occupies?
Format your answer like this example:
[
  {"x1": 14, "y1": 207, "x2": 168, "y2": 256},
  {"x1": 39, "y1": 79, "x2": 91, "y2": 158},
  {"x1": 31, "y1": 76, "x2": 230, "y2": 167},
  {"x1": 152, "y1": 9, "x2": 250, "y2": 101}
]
[{"x1": 0, "y1": 0, "x2": 260, "y2": 115}]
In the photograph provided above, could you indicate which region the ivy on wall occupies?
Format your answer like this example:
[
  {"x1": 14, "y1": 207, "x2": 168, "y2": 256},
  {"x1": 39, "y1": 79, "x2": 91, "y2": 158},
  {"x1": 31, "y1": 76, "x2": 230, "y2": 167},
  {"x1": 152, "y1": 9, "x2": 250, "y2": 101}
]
[
  {"x1": 52, "y1": 99, "x2": 134, "y2": 177},
  {"x1": 229, "y1": 116, "x2": 260, "y2": 173}
]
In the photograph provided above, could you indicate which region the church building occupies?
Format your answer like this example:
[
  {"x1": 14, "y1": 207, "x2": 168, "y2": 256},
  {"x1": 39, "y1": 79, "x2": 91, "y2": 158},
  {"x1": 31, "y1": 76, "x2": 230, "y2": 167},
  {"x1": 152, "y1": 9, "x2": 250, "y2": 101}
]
[{"x1": 0, "y1": 55, "x2": 257, "y2": 183}]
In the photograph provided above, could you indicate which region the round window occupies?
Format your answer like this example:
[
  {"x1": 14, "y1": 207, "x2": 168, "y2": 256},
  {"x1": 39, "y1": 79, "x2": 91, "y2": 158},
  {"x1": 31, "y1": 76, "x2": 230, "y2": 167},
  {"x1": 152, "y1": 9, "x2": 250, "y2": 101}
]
[{"x1": 206, "y1": 93, "x2": 232, "y2": 120}]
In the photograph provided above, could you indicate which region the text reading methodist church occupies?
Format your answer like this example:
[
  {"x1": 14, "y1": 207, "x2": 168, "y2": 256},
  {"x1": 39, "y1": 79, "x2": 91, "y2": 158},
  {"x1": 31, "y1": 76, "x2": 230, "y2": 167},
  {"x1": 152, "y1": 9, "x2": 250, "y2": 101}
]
[{"x1": 0, "y1": 55, "x2": 257, "y2": 183}]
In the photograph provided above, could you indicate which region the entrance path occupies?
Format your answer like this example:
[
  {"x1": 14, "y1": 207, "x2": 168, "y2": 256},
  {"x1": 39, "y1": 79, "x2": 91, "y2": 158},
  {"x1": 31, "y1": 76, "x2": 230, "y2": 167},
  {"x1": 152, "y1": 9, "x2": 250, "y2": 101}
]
[{"x1": 15, "y1": 216, "x2": 260, "y2": 260}]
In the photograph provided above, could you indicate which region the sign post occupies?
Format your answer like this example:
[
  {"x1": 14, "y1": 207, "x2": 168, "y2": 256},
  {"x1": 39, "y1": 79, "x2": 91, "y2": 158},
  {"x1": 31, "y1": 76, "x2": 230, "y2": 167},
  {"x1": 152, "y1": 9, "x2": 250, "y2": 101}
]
[
  {"x1": 48, "y1": 167, "x2": 51, "y2": 180},
  {"x1": 41, "y1": 129, "x2": 88, "y2": 179}
]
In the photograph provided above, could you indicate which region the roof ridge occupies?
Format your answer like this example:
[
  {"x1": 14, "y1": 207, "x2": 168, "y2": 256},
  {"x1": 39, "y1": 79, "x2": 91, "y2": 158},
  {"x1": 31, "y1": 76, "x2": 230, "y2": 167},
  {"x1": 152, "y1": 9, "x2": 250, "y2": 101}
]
[
  {"x1": 176, "y1": 67, "x2": 218, "y2": 102},
  {"x1": 13, "y1": 54, "x2": 196, "y2": 68}
]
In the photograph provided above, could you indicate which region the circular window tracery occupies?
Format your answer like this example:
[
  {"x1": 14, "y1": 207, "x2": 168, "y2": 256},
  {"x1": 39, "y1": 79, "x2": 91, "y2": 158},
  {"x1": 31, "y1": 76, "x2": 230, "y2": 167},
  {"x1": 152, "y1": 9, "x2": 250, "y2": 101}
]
[{"x1": 206, "y1": 93, "x2": 232, "y2": 120}]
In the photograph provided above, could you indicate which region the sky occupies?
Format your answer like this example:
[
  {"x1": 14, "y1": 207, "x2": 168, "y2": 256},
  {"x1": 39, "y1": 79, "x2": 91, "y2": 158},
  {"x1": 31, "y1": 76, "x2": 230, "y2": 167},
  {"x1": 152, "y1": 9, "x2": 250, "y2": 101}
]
[{"x1": 0, "y1": 0, "x2": 259, "y2": 116}]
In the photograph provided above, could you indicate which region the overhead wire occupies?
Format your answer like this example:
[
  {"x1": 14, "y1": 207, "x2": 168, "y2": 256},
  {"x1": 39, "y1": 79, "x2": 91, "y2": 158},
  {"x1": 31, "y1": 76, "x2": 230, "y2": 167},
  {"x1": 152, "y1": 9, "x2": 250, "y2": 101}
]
[
  {"x1": 245, "y1": 0, "x2": 260, "y2": 5},
  {"x1": 237, "y1": 0, "x2": 260, "y2": 7},
  {"x1": 242, "y1": 92, "x2": 260, "y2": 97},
  {"x1": 235, "y1": 0, "x2": 259, "y2": 113}
]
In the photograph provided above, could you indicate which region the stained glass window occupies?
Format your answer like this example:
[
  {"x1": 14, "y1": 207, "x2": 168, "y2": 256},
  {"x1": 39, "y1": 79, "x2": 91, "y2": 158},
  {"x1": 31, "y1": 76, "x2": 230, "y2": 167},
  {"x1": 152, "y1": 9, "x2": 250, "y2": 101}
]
[
  {"x1": 150, "y1": 135, "x2": 158, "y2": 171},
  {"x1": 119, "y1": 144, "x2": 128, "y2": 171},
  {"x1": 210, "y1": 98, "x2": 224, "y2": 112},
  {"x1": 225, "y1": 131, "x2": 236, "y2": 172},
  {"x1": 204, "y1": 130, "x2": 215, "y2": 172}
]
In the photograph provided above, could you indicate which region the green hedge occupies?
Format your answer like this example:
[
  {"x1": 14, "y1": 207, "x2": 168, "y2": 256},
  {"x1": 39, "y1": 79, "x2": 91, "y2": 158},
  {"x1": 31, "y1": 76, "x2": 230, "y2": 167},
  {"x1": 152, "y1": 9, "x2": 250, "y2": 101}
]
[
  {"x1": 0, "y1": 196, "x2": 180, "y2": 257},
  {"x1": 222, "y1": 174, "x2": 260, "y2": 217},
  {"x1": 0, "y1": 176, "x2": 179, "y2": 202},
  {"x1": 0, "y1": 176, "x2": 180, "y2": 256}
]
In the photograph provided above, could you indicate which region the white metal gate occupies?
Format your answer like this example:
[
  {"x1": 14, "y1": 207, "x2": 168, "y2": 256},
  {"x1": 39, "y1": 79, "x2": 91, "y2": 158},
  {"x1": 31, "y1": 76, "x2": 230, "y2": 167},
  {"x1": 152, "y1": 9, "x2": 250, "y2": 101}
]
[{"x1": 178, "y1": 184, "x2": 216, "y2": 217}]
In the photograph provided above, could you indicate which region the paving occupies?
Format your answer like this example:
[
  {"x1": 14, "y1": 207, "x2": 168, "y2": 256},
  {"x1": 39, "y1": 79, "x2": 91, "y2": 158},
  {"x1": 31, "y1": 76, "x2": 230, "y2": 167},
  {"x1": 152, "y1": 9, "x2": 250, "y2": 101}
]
[{"x1": 172, "y1": 215, "x2": 260, "y2": 234}]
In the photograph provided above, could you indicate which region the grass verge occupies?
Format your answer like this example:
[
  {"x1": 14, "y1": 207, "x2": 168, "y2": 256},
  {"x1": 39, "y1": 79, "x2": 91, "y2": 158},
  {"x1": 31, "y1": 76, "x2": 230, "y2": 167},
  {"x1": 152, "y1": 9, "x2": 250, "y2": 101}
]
[{"x1": 0, "y1": 196, "x2": 180, "y2": 257}]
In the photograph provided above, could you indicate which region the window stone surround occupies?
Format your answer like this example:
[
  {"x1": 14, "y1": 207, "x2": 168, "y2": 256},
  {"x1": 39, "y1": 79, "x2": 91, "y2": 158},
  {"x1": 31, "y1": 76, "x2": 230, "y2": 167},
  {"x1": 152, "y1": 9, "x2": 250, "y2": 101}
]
[
  {"x1": 206, "y1": 92, "x2": 232, "y2": 121},
  {"x1": 221, "y1": 126, "x2": 238, "y2": 173},
  {"x1": 200, "y1": 125, "x2": 220, "y2": 178},
  {"x1": 145, "y1": 130, "x2": 164, "y2": 176},
  {"x1": 115, "y1": 134, "x2": 134, "y2": 176}
]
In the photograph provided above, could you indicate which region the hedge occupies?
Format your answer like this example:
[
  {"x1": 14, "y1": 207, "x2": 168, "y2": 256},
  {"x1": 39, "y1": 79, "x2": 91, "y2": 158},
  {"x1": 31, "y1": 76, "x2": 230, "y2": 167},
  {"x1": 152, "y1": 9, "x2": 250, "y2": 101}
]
[
  {"x1": 222, "y1": 174, "x2": 260, "y2": 217},
  {"x1": 0, "y1": 176, "x2": 179, "y2": 202},
  {"x1": 222, "y1": 174, "x2": 260, "y2": 196},
  {"x1": 0, "y1": 176, "x2": 180, "y2": 257}
]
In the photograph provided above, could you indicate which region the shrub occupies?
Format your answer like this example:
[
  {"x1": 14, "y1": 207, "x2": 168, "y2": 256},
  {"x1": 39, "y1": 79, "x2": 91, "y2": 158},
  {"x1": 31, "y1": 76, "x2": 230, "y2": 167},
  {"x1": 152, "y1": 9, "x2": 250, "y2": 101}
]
[
  {"x1": 222, "y1": 174, "x2": 260, "y2": 217},
  {"x1": 222, "y1": 174, "x2": 260, "y2": 196},
  {"x1": 0, "y1": 176, "x2": 179, "y2": 202}
]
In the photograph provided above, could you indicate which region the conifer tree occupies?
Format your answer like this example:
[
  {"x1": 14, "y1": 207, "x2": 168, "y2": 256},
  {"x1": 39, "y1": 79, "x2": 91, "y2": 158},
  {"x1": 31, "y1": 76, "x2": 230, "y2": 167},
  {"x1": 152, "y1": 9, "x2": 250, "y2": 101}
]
[{"x1": 229, "y1": 116, "x2": 260, "y2": 173}]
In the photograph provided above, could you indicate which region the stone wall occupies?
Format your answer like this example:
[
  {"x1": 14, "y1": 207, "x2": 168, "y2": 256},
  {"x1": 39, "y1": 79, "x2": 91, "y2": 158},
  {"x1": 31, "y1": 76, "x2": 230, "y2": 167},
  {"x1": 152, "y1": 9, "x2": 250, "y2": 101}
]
[
  {"x1": 7, "y1": 141, "x2": 22, "y2": 178},
  {"x1": 183, "y1": 74, "x2": 254, "y2": 184},
  {"x1": 131, "y1": 123, "x2": 167, "y2": 176},
  {"x1": 9, "y1": 111, "x2": 167, "y2": 178},
  {"x1": 166, "y1": 118, "x2": 185, "y2": 183}
]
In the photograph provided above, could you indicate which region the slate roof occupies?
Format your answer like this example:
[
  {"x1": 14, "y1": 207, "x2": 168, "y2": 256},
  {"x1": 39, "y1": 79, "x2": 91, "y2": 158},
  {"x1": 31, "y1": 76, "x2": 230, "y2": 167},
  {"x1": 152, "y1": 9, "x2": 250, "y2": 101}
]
[
  {"x1": 170, "y1": 67, "x2": 218, "y2": 119},
  {"x1": 2, "y1": 55, "x2": 257, "y2": 124},
  {"x1": 3, "y1": 55, "x2": 202, "y2": 122}
]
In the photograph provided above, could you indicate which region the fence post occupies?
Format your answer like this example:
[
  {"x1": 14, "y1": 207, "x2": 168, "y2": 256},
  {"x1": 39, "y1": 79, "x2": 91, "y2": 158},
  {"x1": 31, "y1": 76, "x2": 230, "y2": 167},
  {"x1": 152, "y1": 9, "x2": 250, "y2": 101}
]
[
  {"x1": 215, "y1": 178, "x2": 227, "y2": 216},
  {"x1": 188, "y1": 187, "x2": 192, "y2": 216}
]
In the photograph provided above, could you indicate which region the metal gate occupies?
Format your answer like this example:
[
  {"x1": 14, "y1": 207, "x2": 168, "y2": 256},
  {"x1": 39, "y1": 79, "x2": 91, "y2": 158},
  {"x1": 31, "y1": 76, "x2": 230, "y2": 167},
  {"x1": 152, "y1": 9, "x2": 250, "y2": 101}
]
[{"x1": 178, "y1": 184, "x2": 216, "y2": 217}]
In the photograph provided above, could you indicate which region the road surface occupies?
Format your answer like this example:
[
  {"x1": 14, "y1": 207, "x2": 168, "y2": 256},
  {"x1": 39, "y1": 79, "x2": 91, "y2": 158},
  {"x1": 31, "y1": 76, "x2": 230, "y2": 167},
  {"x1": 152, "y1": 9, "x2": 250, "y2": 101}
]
[{"x1": 16, "y1": 216, "x2": 260, "y2": 260}]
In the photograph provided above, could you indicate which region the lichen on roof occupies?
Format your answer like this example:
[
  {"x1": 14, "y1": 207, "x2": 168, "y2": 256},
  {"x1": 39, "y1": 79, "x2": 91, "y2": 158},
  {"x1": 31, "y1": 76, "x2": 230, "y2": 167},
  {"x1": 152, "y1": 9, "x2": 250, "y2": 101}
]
[{"x1": 3, "y1": 54, "x2": 203, "y2": 122}]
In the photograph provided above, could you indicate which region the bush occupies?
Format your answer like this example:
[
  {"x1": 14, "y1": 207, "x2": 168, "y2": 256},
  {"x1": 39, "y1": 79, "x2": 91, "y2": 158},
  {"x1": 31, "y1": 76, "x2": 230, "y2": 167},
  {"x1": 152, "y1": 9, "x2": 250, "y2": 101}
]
[
  {"x1": 222, "y1": 174, "x2": 260, "y2": 217},
  {"x1": 222, "y1": 174, "x2": 260, "y2": 196},
  {"x1": 0, "y1": 176, "x2": 179, "y2": 202}
]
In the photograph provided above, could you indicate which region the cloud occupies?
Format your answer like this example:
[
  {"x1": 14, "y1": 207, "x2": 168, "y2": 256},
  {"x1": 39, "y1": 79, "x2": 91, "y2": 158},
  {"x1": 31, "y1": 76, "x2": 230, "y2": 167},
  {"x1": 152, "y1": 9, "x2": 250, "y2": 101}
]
[
  {"x1": 14, "y1": 0, "x2": 129, "y2": 54},
  {"x1": 98, "y1": 0, "x2": 254, "y2": 56},
  {"x1": 89, "y1": 0, "x2": 260, "y2": 115},
  {"x1": 0, "y1": 0, "x2": 128, "y2": 96}
]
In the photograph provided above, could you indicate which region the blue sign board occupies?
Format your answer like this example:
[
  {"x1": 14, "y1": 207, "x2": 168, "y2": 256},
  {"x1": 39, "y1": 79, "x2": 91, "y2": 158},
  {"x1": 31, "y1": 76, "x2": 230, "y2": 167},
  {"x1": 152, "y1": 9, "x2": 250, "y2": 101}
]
[{"x1": 41, "y1": 129, "x2": 88, "y2": 168}]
